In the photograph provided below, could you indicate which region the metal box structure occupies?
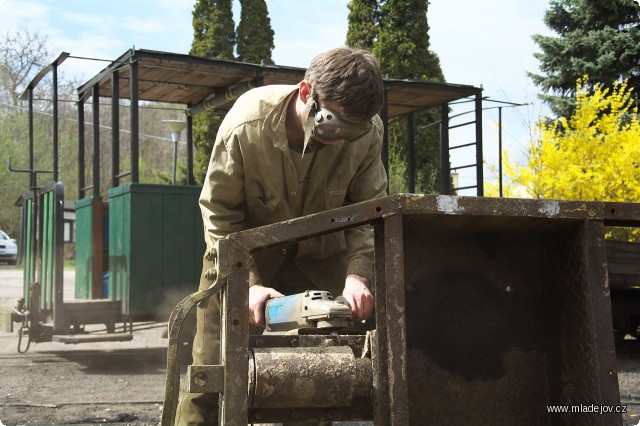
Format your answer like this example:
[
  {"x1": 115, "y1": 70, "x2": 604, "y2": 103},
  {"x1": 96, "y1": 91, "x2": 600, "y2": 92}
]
[
  {"x1": 107, "y1": 183, "x2": 205, "y2": 317},
  {"x1": 399, "y1": 197, "x2": 620, "y2": 424},
  {"x1": 211, "y1": 194, "x2": 630, "y2": 425}
]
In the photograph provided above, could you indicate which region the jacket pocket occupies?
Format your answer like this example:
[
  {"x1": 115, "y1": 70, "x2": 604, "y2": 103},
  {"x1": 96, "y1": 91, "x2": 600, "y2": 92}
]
[
  {"x1": 324, "y1": 189, "x2": 346, "y2": 210},
  {"x1": 246, "y1": 179, "x2": 283, "y2": 226}
]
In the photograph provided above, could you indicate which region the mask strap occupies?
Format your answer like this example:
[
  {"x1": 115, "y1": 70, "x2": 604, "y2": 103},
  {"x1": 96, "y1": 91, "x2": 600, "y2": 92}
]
[{"x1": 301, "y1": 86, "x2": 316, "y2": 157}]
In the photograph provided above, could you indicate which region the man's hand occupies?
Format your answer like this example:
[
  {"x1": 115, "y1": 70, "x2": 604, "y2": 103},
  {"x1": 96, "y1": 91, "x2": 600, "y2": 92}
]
[
  {"x1": 249, "y1": 285, "x2": 284, "y2": 327},
  {"x1": 342, "y1": 274, "x2": 374, "y2": 321}
]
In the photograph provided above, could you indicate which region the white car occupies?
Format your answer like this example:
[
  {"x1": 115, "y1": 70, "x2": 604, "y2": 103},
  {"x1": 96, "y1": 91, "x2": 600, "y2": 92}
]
[{"x1": 0, "y1": 230, "x2": 17, "y2": 265}]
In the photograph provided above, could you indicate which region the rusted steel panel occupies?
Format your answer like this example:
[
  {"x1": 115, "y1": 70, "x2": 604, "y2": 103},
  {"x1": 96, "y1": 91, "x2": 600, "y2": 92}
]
[
  {"x1": 400, "y1": 197, "x2": 621, "y2": 425},
  {"x1": 382, "y1": 213, "x2": 409, "y2": 426},
  {"x1": 220, "y1": 240, "x2": 250, "y2": 426},
  {"x1": 603, "y1": 201, "x2": 640, "y2": 227},
  {"x1": 400, "y1": 194, "x2": 607, "y2": 222},
  {"x1": 373, "y1": 224, "x2": 390, "y2": 425},
  {"x1": 583, "y1": 221, "x2": 620, "y2": 419},
  {"x1": 227, "y1": 196, "x2": 399, "y2": 253}
]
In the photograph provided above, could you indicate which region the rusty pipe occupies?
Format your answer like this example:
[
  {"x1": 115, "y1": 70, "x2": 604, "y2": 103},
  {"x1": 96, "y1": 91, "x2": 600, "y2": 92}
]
[{"x1": 249, "y1": 346, "x2": 372, "y2": 408}]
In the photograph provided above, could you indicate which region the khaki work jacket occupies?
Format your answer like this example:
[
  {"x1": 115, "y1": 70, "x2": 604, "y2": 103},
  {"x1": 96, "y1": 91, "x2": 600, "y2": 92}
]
[{"x1": 200, "y1": 84, "x2": 388, "y2": 287}]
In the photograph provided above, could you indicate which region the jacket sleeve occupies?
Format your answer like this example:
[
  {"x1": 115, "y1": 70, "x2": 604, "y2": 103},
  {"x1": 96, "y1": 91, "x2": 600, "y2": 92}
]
[
  {"x1": 343, "y1": 119, "x2": 388, "y2": 282},
  {"x1": 199, "y1": 131, "x2": 248, "y2": 253}
]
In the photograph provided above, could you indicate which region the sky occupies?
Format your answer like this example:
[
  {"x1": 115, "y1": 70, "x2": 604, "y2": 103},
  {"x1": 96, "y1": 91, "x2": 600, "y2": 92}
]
[{"x1": 1, "y1": 0, "x2": 554, "y2": 195}]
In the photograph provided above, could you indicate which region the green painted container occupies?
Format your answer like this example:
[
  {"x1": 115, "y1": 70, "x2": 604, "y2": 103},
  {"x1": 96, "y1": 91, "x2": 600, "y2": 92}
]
[
  {"x1": 107, "y1": 183, "x2": 205, "y2": 318},
  {"x1": 74, "y1": 196, "x2": 106, "y2": 299}
]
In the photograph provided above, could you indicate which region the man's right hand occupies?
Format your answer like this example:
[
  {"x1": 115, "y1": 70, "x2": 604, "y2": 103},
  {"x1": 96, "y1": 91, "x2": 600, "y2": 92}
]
[{"x1": 248, "y1": 285, "x2": 284, "y2": 327}]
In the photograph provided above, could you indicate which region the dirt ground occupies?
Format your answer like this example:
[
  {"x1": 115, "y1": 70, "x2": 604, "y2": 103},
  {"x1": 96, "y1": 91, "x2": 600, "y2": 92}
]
[
  {"x1": 0, "y1": 266, "x2": 639, "y2": 425},
  {"x1": 0, "y1": 267, "x2": 169, "y2": 425},
  {"x1": 0, "y1": 337, "x2": 168, "y2": 425}
]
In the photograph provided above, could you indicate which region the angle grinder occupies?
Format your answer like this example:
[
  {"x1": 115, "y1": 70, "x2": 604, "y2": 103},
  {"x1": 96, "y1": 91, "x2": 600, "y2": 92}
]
[{"x1": 264, "y1": 290, "x2": 353, "y2": 333}]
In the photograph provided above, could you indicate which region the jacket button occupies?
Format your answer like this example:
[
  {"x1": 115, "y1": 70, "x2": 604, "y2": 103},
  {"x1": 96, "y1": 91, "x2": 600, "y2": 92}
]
[
  {"x1": 204, "y1": 268, "x2": 217, "y2": 281},
  {"x1": 205, "y1": 247, "x2": 217, "y2": 261},
  {"x1": 290, "y1": 191, "x2": 297, "y2": 196}
]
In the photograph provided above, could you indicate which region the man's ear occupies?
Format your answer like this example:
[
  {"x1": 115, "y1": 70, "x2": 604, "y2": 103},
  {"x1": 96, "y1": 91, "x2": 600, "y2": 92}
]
[{"x1": 299, "y1": 80, "x2": 312, "y2": 103}]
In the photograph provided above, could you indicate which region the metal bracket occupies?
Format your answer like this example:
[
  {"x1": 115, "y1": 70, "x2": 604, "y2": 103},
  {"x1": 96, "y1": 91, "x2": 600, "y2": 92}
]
[{"x1": 188, "y1": 364, "x2": 225, "y2": 393}]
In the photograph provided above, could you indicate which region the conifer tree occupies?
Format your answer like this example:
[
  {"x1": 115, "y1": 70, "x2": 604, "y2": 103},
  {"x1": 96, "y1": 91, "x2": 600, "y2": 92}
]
[
  {"x1": 346, "y1": 0, "x2": 379, "y2": 50},
  {"x1": 374, "y1": 0, "x2": 443, "y2": 82},
  {"x1": 347, "y1": 0, "x2": 446, "y2": 194},
  {"x1": 190, "y1": 0, "x2": 236, "y2": 182},
  {"x1": 530, "y1": 0, "x2": 640, "y2": 118},
  {"x1": 236, "y1": 0, "x2": 275, "y2": 64},
  {"x1": 190, "y1": 0, "x2": 236, "y2": 59}
]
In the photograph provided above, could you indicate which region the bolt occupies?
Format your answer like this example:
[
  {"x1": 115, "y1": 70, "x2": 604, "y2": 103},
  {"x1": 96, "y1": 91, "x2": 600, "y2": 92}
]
[{"x1": 193, "y1": 372, "x2": 207, "y2": 387}]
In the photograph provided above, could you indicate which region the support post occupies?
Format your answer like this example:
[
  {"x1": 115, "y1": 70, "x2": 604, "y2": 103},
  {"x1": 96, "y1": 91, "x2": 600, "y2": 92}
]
[
  {"x1": 187, "y1": 114, "x2": 194, "y2": 185},
  {"x1": 112, "y1": 72, "x2": 120, "y2": 188},
  {"x1": 475, "y1": 93, "x2": 484, "y2": 196},
  {"x1": 92, "y1": 85, "x2": 100, "y2": 197},
  {"x1": 52, "y1": 64, "x2": 59, "y2": 182},
  {"x1": 407, "y1": 113, "x2": 415, "y2": 193},
  {"x1": 78, "y1": 100, "x2": 85, "y2": 199},
  {"x1": 498, "y1": 106, "x2": 503, "y2": 198},
  {"x1": 28, "y1": 89, "x2": 35, "y2": 189},
  {"x1": 439, "y1": 104, "x2": 450, "y2": 195},
  {"x1": 130, "y1": 57, "x2": 139, "y2": 183},
  {"x1": 381, "y1": 87, "x2": 389, "y2": 175}
]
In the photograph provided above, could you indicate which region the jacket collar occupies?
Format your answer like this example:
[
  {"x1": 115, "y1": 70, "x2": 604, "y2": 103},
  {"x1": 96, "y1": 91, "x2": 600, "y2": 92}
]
[{"x1": 262, "y1": 85, "x2": 299, "y2": 150}]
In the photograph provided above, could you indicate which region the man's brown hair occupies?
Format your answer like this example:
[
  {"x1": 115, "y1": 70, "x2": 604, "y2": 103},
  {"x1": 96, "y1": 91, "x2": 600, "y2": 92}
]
[{"x1": 305, "y1": 47, "x2": 384, "y2": 122}]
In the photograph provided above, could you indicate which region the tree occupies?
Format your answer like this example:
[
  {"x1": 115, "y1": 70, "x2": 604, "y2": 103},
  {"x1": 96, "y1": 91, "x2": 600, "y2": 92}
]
[
  {"x1": 236, "y1": 0, "x2": 274, "y2": 64},
  {"x1": 190, "y1": 0, "x2": 236, "y2": 59},
  {"x1": 0, "y1": 30, "x2": 63, "y2": 236},
  {"x1": 347, "y1": 0, "x2": 446, "y2": 194},
  {"x1": 494, "y1": 77, "x2": 640, "y2": 240},
  {"x1": 346, "y1": 0, "x2": 379, "y2": 49},
  {"x1": 373, "y1": 0, "x2": 444, "y2": 82},
  {"x1": 190, "y1": 0, "x2": 236, "y2": 182},
  {"x1": 530, "y1": 0, "x2": 640, "y2": 118},
  {"x1": 0, "y1": 30, "x2": 51, "y2": 107}
]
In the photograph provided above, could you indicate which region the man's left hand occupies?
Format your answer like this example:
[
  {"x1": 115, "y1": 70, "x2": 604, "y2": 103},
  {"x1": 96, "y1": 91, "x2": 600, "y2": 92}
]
[{"x1": 342, "y1": 274, "x2": 374, "y2": 321}]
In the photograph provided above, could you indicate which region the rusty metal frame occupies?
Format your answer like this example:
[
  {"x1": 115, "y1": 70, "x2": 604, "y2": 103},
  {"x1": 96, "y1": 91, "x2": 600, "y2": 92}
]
[
  {"x1": 372, "y1": 211, "x2": 409, "y2": 425},
  {"x1": 219, "y1": 196, "x2": 402, "y2": 425},
  {"x1": 212, "y1": 194, "x2": 638, "y2": 425}
]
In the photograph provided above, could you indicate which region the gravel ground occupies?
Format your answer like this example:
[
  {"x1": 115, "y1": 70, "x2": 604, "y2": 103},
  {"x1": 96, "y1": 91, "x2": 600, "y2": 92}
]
[{"x1": 0, "y1": 265, "x2": 638, "y2": 425}]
